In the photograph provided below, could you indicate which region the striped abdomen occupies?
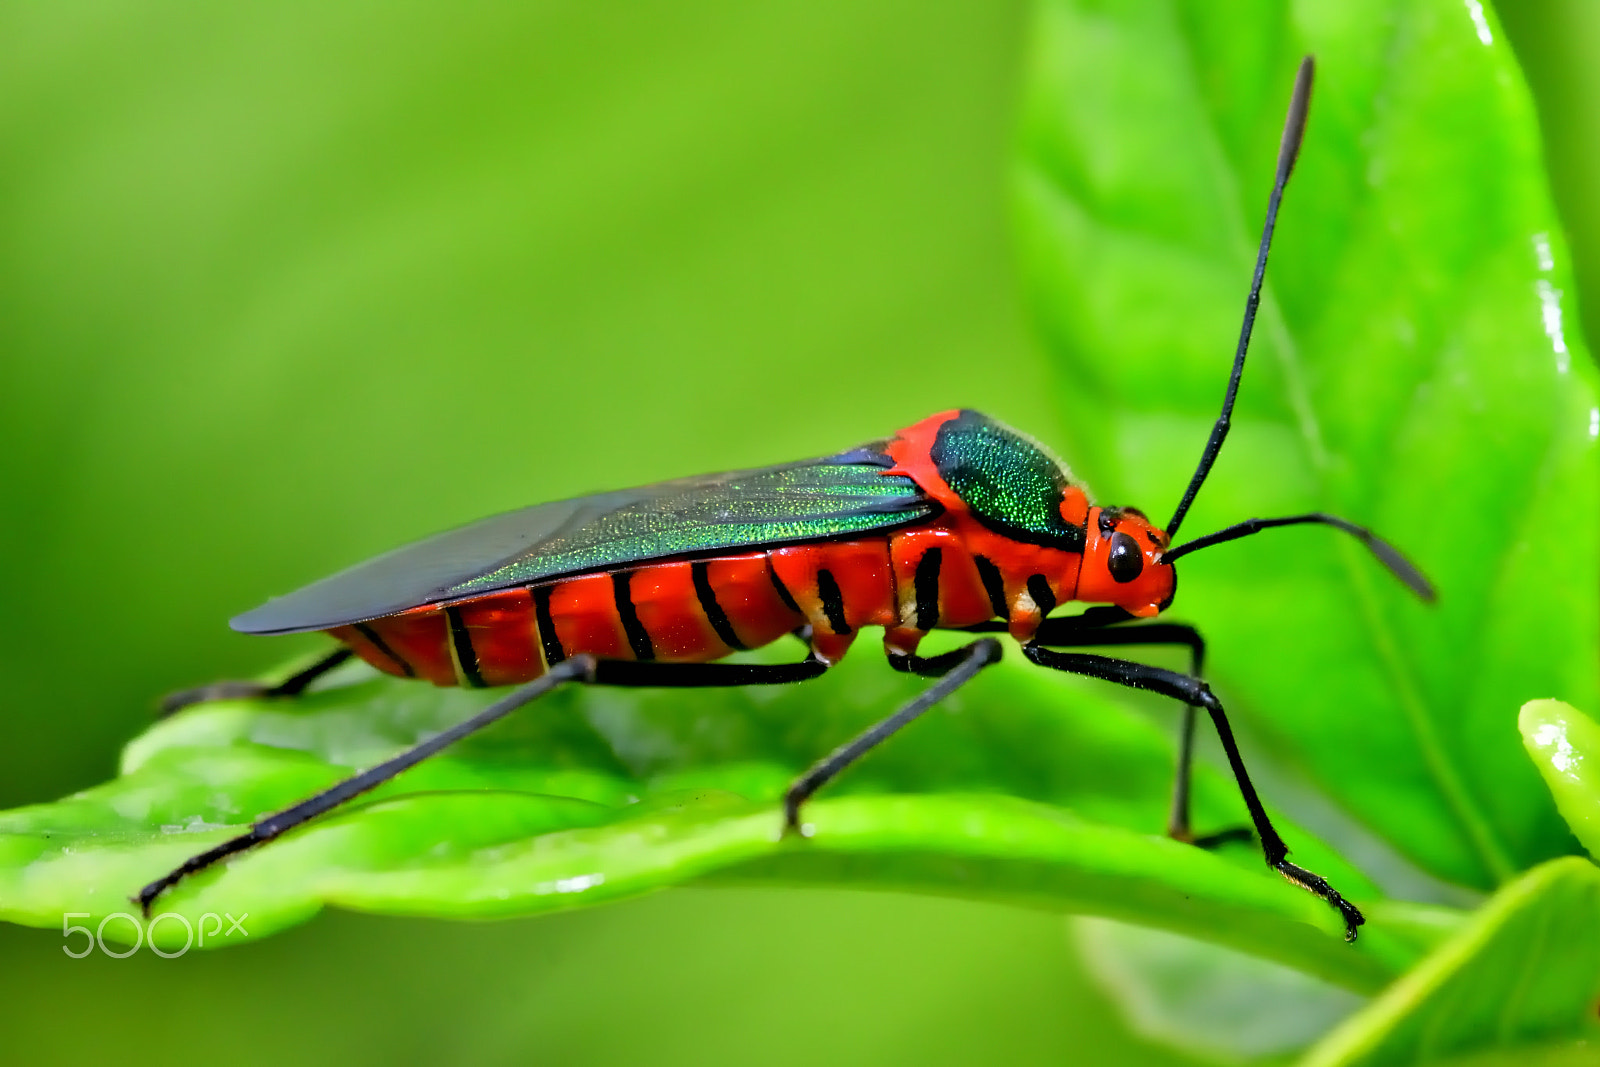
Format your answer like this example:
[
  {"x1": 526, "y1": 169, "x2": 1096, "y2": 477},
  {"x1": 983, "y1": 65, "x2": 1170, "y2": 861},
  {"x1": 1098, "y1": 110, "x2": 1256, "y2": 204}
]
[{"x1": 330, "y1": 525, "x2": 1082, "y2": 687}]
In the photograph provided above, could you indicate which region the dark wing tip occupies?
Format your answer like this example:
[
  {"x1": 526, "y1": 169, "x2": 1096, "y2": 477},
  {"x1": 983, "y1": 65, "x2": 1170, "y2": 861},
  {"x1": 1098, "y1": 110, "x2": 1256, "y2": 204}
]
[{"x1": 229, "y1": 597, "x2": 346, "y2": 636}]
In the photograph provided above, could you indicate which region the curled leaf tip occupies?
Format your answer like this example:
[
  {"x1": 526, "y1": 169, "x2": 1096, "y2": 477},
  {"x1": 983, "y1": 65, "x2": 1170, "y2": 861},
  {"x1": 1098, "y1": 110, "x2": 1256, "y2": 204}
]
[{"x1": 1519, "y1": 699, "x2": 1600, "y2": 859}]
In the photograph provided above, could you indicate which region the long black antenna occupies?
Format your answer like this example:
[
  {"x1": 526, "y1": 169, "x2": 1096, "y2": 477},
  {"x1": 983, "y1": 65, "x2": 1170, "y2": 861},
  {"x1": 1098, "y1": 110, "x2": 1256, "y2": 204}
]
[
  {"x1": 1161, "y1": 513, "x2": 1436, "y2": 602},
  {"x1": 1166, "y1": 56, "x2": 1314, "y2": 538}
]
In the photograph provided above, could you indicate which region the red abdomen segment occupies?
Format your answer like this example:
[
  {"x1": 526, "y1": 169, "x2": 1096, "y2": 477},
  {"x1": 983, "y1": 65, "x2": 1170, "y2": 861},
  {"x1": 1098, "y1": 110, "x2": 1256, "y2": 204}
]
[
  {"x1": 330, "y1": 519, "x2": 1083, "y2": 687},
  {"x1": 331, "y1": 545, "x2": 840, "y2": 687}
]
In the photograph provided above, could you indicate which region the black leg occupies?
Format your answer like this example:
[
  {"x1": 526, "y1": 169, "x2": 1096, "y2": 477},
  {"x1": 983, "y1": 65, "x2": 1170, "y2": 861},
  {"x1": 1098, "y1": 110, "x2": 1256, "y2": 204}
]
[
  {"x1": 977, "y1": 607, "x2": 1205, "y2": 677},
  {"x1": 158, "y1": 647, "x2": 357, "y2": 717},
  {"x1": 1170, "y1": 701, "x2": 1199, "y2": 840},
  {"x1": 1034, "y1": 616, "x2": 1205, "y2": 674},
  {"x1": 783, "y1": 638, "x2": 1003, "y2": 835},
  {"x1": 137, "y1": 653, "x2": 830, "y2": 915},
  {"x1": 588, "y1": 657, "x2": 828, "y2": 687},
  {"x1": 1028, "y1": 613, "x2": 1232, "y2": 846},
  {"x1": 1021, "y1": 645, "x2": 1363, "y2": 942},
  {"x1": 1155, "y1": 710, "x2": 1251, "y2": 849}
]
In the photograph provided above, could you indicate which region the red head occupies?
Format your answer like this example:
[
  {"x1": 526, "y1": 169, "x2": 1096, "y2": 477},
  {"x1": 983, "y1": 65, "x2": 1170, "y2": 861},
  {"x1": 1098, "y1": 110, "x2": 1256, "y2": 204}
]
[{"x1": 1076, "y1": 506, "x2": 1175, "y2": 618}]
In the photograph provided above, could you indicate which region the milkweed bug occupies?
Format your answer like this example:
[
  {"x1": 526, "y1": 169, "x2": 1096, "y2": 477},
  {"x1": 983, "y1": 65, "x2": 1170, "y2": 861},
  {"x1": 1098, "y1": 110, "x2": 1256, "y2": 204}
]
[{"x1": 142, "y1": 57, "x2": 1432, "y2": 941}]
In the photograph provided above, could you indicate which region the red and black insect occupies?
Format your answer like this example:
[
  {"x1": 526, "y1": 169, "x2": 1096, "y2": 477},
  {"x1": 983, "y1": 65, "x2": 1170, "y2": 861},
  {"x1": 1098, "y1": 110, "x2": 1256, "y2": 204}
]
[{"x1": 142, "y1": 58, "x2": 1432, "y2": 940}]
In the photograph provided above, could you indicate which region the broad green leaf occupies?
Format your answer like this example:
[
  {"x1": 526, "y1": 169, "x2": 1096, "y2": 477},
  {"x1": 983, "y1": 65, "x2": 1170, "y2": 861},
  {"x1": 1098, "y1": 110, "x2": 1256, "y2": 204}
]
[
  {"x1": 1298, "y1": 856, "x2": 1600, "y2": 1066},
  {"x1": 1074, "y1": 916, "x2": 1367, "y2": 1059},
  {"x1": 1016, "y1": 0, "x2": 1600, "y2": 889},
  {"x1": 0, "y1": 654, "x2": 1436, "y2": 990},
  {"x1": 1521, "y1": 699, "x2": 1600, "y2": 859}
]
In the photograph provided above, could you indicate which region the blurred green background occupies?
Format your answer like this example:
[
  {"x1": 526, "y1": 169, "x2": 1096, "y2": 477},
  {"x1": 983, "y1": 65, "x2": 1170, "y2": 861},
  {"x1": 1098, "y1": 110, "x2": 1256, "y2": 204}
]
[{"x1": 0, "y1": 1, "x2": 1594, "y2": 1062}]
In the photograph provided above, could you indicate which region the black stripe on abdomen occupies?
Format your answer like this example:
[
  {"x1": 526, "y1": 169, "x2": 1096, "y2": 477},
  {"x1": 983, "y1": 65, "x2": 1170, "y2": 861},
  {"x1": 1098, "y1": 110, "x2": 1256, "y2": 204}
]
[
  {"x1": 444, "y1": 605, "x2": 488, "y2": 688},
  {"x1": 613, "y1": 571, "x2": 656, "y2": 661},
  {"x1": 973, "y1": 555, "x2": 1008, "y2": 622},
  {"x1": 768, "y1": 561, "x2": 801, "y2": 613},
  {"x1": 354, "y1": 622, "x2": 415, "y2": 678},
  {"x1": 1027, "y1": 573, "x2": 1057, "y2": 617},
  {"x1": 913, "y1": 548, "x2": 941, "y2": 631},
  {"x1": 816, "y1": 568, "x2": 851, "y2": 635},
  {"x1": 693, "y1": 561, "x2": 747, "y2": 650},
  {"x1": 532, "y1": 584, "x2": 566, "y2": 666}
]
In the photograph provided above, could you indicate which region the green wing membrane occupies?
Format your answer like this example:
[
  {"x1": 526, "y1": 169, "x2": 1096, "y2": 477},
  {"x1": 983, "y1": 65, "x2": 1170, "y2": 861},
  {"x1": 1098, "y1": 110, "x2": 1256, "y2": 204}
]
[{"x1": 231, "y1": 447, "x2": 935, "y2": 635}]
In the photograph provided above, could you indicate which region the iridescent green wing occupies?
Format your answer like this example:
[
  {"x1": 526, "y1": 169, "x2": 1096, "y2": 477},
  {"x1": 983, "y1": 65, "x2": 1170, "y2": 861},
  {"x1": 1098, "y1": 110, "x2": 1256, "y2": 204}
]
[
  {"x1": 930, "y1": 410, "x2": 1087, "y2": 550},
  {"x1": 231, "y1": 445, "x2": 935, "y2": 634}
]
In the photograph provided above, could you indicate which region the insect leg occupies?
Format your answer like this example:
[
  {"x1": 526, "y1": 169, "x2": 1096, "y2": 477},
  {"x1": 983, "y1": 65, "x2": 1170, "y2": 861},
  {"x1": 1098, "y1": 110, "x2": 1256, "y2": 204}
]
[
  {"x1": 157, "y1": 647, "x2": 357, "y2": 717},
  {"x1": 137, "y1": 654, "x2": 830, "y2": 915},
  {"x1": 584, "y1": 657, "x2": 829, "y2": 687},
  {"x1": 1021, "y1": 645, "x2": 1363, "y2": 942},
  {"x1": 971, "y1": 606, "x2": 1205, "y2": 674},
  {"x1": 782, "y1": 638, "x2": 1003, "y2": 835},
  {"x1": 1033, "y1": 615, "x2": 1205, "y2": 672},
  {"x1": 138, "y1": 655, "x2": 602, "y2": 914},
  {"x1": 1027, "y1": 616, "x2": 1246, "y2": 849}
]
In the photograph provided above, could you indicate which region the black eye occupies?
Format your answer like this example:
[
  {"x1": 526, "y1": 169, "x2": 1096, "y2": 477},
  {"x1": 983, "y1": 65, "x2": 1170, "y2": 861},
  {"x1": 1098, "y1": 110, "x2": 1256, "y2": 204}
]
[{"x1": 1108, "y1": 531, "x2": 1143, "y2": 583}]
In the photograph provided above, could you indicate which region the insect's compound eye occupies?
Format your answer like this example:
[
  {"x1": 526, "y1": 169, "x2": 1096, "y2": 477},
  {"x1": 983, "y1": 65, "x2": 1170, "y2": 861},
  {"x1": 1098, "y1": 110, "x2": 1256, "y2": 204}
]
[{"x1": 1108, "y1": 531, "x2": 1143, "y2": 584}]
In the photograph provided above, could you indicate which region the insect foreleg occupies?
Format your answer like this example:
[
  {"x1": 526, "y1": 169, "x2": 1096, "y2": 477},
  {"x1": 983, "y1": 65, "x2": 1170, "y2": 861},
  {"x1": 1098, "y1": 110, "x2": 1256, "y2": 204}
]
[
  {"x1": 1032, "y1": 613, "x2": 1204, "y2": 672},
  {"x1": 783, "y1": 638, "x2": 1003, "y2": 835},
  {"x1": 1021, "y1": 645, "x2": 1363, "y2": 942},
  {"x1": 157, "y1": 647, "x2": 357, "y2": 717},
  {"x1": 1025, "y1": 615, "x2": 1236, "y2": 846},
  {"x1": 968, "y1": 607, "x2": 1207, "y2": 675}
]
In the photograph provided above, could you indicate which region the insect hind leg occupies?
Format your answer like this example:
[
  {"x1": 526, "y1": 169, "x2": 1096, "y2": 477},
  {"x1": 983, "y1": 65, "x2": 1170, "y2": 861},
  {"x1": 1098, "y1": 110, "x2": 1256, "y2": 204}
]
[
  {"x1": 137, "y1": 652, "x2": 832, "y2": 915},
  {"x1": 157, "y1": 647, "x2": 357, "y2": 717}
]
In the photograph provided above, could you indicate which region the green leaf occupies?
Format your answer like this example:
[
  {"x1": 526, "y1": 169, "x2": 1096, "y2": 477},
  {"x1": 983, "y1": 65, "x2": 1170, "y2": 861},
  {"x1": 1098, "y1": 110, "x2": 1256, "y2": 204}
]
[
  {"x1": 1298, "y1": 857, "x2": 1600, "y2": 1066},
  {"x1": 4, "y1": 0, "x2": 1578, "y2": 1005},
  {"x1": 0, "y1": 655, "x2": 1436, "y2": 990},
  {"x1": 1074, "y1": 916, "x2": 1367, "y2": 1060},
  {"x1": 1016, "y1": 0, "x2": 1600, "y2": 889},
  {"x1": 1521, "y1": 699, "x2": 1600, "y2": 859}
]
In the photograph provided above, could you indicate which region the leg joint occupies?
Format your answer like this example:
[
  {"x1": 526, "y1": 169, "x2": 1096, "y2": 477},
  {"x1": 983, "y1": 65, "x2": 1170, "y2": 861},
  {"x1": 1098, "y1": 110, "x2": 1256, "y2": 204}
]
[
  {"x1": 566, "y1": 653, "x2": 600, "y2": 684},
  {"x1": 888, "y1": 637, "x2": 1002, "y2": 678}
]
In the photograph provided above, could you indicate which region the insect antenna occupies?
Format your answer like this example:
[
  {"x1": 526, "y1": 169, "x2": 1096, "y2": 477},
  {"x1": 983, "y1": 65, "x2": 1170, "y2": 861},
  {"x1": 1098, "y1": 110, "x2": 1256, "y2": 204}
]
[
  {"x1": 1166, "y1": 56, "x2": 1314, "y2": 539},
  {"x1": 1161, "y1": 513, "x2": 1436, "y2": 602},
  {"x1": 1158, "y1": 58, "x2": 1434, "y2": 604}
]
